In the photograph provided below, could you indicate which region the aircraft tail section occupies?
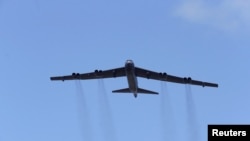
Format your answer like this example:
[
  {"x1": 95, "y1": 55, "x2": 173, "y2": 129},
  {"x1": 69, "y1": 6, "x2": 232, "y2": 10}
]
[
  {"x1": 112, "y1": 88, "x2": 131, "y2": 93},
  {"x1": 137, "y1": 88, "x2": 158, "y2": 94},
  {"x1": 112, "y1": 87, "x2": 158, "y2": 94}
]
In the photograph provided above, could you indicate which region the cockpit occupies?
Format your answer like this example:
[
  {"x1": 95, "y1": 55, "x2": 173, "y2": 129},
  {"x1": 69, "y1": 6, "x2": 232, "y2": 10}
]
[
  {"x1": 125, "y1": 59, "x2": 134, "y2": 67},
  {"x1": 126, "y1": 60, "x2": 133, "y2": 63}
]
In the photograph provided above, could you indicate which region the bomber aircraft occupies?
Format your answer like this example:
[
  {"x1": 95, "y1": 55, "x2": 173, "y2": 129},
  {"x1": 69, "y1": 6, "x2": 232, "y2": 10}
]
[{"x1": 50, "y1": 59, "x2": 218, "y2": 98}]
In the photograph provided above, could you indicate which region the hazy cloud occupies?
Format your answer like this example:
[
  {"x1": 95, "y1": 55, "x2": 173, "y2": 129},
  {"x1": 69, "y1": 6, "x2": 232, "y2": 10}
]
[{"x1": 173, "y1": 0, "x2": 250, "y2": 31}]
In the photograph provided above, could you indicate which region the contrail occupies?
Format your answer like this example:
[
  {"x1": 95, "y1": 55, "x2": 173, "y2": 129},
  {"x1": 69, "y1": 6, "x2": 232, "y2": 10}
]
[
  {"x1": 75, "y1": 80, "x2": 93, "y2": 141},
  {"x1": 160, "y1": 81, "x2": 175, "y2": 141},
  {"x1": 185, "y1": 84, "x2": 199, "y2": 141},
  {"x1": 97, "y1": 79, "x2": 117, "y2": 141}
]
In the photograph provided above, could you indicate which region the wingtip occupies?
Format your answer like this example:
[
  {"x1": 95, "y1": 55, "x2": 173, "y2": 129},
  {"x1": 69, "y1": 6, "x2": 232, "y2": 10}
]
[{"x1": 213, "y1": 83, "x2": 219, "y2": 88}]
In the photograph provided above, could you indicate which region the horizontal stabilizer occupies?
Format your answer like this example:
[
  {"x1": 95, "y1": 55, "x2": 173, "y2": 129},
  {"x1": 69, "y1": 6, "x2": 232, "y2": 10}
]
[
  {"x1": 112, "y1": 87, "x2": 158, "y2": 94},
  {"x1": 137, "y1": 88, "x2": 158, "y2": 94},
  {"x1": 112, "y1": 88, "x2": 131, "y2": 93}
]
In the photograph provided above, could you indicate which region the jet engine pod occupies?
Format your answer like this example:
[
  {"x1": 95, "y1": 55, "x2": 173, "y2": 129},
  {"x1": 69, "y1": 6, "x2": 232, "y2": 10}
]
[
  {"x1": 183, "y1": 77, "x2": 188, "y2": 83},
  {"x1": 94, "y1": 70, "x2": 103, "y2": 76},
  {"x1": 162, "y1": 72, "x2": 167, "y2": 78},
  {"x1": 202, "y1": 82, "x2": 205, "y2": 87},
  {"x1": 158, "y1": 72, "x2": 167, "y2": 77},
  {"x1": 95, "y1": 69, "x2": 102, "y2": 73},
  {"x1": 187, "y1": 77, "x2": 192, "y2": 83},
  {"x1": 72, "y1": 72, "x2": 80, "y2": 78}
]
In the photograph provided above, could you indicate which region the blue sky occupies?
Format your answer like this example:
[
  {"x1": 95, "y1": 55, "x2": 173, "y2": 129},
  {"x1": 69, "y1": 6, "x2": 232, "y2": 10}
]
[{"x1": 1, "y1": 0, "x2": 250, "y2": 141}]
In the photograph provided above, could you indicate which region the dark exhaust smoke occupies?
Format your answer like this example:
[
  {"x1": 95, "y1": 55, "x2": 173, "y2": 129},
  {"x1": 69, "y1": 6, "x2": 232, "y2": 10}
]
[
  {"x1": 75, "y1": 80, "x2": 93, "y2": 141},
  {"x1": 185, "y1": 84, "x2": 199, "y2": 141},
  {"x1": 160, "y1": 82, "x2": 175, "y2": 141},
  {"x1": 97, "y1": 79, "x2": 117, "y2": 141}
]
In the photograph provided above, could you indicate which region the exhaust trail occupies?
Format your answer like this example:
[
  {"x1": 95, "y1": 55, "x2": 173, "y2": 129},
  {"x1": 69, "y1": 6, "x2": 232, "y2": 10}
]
[
  {"x1": 97, "y1": 79, "x2": 117, "y2": 141},
  {"x1": 160, "y1": 82, "x2": 175, "y2": 141},
  {"x1": 185, "y1": 84, "x2": 199, "y2": 141},
  {"x1": 75, "y1": 80, "x2": 93, "y2": 141}
]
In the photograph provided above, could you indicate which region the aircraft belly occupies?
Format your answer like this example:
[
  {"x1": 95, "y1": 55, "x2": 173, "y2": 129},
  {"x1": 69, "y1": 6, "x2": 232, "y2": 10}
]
[{"x1": 126, "y1": 71, "x2": 137, "y2": 92}]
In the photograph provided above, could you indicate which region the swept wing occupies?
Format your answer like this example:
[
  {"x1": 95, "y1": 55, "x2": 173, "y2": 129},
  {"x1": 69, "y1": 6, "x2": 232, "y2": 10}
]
[
  {"x1": 135, "y1": 67, "x2": 218, "y2": 87},
  {"x1": 50, "y1": 67, "x2": 125, "y2": 81}
]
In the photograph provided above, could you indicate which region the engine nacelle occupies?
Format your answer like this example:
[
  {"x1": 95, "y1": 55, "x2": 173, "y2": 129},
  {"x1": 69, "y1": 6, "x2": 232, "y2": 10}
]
[
  {"x1": 183, "y1": 77, "x2": 188, "y2": 83},
  {"x1": 158, "y1": 72, "x2": 167, "y2": 77},
  {"x1": 94, "y1": 69, "x2": 102, "y2": 73},
  {"x1": 184, "y1": 77, "x2": 192, "y2": 83},
  {"x1": 162, "y1": 72, "x2": 167, "y2": 78},
  {"x1": 72, "y1": 72, "x2": 80, "y2": 79}
]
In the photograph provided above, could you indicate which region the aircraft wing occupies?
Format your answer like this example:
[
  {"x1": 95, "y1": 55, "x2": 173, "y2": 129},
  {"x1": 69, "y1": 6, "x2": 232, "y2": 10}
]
[
  {"x1": 50, "y1": 67, "x2": 125, "y2": 81},
  {"x1": 135, "y1": 67, "x2": 218, "y2": 87}
]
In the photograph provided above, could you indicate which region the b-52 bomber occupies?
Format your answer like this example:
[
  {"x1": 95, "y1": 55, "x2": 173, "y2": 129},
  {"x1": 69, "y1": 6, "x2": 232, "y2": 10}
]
[{"x1": 50, "y1": 59, "x2": 218, "y2": 98}]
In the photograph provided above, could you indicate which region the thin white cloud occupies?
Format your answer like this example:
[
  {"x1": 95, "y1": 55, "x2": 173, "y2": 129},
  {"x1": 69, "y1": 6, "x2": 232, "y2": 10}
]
[{"x1": 173, "y1": 0, "x2": 250, "y2": 31}]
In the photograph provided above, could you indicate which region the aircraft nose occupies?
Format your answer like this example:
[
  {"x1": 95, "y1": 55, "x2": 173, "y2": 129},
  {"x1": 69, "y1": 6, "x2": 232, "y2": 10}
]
[
  {"x1": 126, "y1": 60, "x2": 134, "y2": 65},
  {"x1": 126, "y1": 62, "x2": 133, "y2": 68},
  {"x1": 126, "y1": 59, "x2": 133, "y2": 63}
]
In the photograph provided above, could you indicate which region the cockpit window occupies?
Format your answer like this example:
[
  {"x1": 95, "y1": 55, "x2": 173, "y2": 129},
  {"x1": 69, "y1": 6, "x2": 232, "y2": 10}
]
[{"x1": 126, "y1": 60, "x2": 133, "y2": 63}]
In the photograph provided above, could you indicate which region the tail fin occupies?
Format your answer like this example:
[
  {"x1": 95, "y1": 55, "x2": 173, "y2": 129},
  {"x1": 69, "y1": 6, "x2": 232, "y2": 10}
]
[{"x1": 112, "y1": 87, "x2": 158, "y2": 94}]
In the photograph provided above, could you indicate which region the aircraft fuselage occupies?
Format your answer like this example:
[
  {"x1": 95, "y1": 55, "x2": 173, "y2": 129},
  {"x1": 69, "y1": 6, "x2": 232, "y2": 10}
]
[{"x1": 125, "y1": 60, "x2": 138, "y2": 97}]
